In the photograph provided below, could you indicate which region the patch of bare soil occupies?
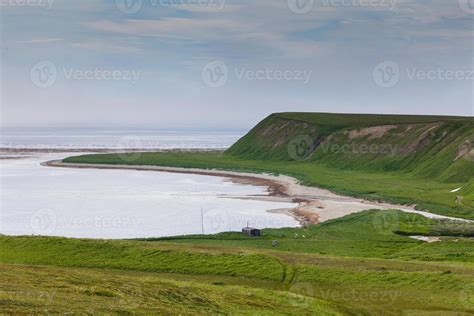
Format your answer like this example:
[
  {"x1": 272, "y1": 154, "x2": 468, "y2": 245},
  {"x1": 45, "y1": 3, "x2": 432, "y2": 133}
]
[
  {"x1": 455, "y1": 140, "x2": 473, "y2": 161},
  {"x1": 404, "y1": 123, "x2": 442, "y2": 153},
  {"x1": 291, "y1": 201, "x2": 322, "y2": 225},
  {"x1": 346, "y1": 125, "x2": 397, "y2": 140}
]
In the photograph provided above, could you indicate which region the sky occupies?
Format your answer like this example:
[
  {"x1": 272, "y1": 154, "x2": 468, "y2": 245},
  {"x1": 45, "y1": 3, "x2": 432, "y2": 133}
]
[{"x1": 0, "y1": 0, "x2": 473, "y2": 130}]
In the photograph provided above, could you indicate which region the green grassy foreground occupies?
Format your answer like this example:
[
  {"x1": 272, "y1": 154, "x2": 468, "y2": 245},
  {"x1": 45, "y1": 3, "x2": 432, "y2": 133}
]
[
  {"x1": 0, "y1": 264, "x2": 339, "y2": 315},
  {"x1": 2, "y1": 211, "x2": 474, "y2": 314}
]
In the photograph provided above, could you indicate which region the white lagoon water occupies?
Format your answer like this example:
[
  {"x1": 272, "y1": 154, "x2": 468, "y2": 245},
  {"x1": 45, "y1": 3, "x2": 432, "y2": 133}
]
[{"x1": 0, "y1": 153, "x2": 298, "y2": 239}]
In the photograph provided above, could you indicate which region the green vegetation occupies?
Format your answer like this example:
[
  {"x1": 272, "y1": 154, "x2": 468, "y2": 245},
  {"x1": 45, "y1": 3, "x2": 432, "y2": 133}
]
[
  {"x1": 1, "y1": 211, "x2": 474, "y2": 314},
  {"x1": 0, "y1": 264, "x2": 339, "y2": 315},
  {"x1": 0, "y1": 236, "x2": 285, "y2": 281},
  {"x1": 64, "y1": 112, "x2": 474, "y2": 219},
  {"x1": 150, "y1": 210, "x2": 474, "y2": 262}
]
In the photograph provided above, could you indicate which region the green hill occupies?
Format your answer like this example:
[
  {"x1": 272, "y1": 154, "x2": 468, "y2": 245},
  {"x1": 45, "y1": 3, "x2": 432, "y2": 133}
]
[{"x1": 226, "y1": 113, "x2": 474, "y2": 183}]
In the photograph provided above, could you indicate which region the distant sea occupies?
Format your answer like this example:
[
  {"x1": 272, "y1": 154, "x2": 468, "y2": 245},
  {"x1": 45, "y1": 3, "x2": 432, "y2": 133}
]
[{"x1": 0, "y1": 128, "x2": 245, "y2": 150}]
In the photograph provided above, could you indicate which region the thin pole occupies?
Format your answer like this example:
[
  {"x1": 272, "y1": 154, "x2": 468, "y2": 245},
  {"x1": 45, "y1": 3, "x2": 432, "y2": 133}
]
[{"x1": 201, "y1": 208, "x2": 204, "y2": 234}]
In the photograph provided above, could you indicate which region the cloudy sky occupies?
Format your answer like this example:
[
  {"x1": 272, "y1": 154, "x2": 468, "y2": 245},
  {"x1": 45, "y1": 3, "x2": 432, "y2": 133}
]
[{"x1": 1, "y1": 0, "x2": 473, "y2": 129}]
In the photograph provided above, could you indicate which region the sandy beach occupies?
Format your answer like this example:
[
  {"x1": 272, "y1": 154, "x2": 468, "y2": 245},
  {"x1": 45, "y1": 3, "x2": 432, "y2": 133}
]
[{"x1": 45, "y1": 160, "x2": 470, "y2": 226}]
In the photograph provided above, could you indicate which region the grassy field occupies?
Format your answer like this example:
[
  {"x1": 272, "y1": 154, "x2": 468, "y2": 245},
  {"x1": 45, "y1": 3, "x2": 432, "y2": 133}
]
[
  {"x1": 0, "y1": 263, "x2": 339, "y2": 315},
  {"x1": 2, "y1": 211, "x2": 474, "y2": 314}
]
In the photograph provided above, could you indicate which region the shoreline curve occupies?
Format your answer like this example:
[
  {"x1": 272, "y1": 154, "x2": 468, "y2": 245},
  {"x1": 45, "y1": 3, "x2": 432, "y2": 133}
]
[{"x1": 44, "y1": 160, "x2": 472, "y2": 226}]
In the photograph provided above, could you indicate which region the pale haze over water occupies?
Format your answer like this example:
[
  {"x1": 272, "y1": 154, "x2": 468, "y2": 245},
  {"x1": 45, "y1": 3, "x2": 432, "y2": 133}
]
[{"x1": 0, "y1": 129, "x2": 245, "y2": 150}]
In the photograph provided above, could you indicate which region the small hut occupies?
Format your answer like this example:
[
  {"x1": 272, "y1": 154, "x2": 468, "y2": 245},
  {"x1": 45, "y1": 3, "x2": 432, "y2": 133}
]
[{"x1": 242, "y1": 226, "x2": 261, "y2": 237}]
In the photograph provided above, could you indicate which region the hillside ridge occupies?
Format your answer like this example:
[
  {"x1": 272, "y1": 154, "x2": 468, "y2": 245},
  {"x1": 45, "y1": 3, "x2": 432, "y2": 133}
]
[
  {"x1": 226, "y1": 112, "x2": 474, "y2": 183},
  {"x1": 273, "y1": 112, "x2": 474, "y2": 125}
]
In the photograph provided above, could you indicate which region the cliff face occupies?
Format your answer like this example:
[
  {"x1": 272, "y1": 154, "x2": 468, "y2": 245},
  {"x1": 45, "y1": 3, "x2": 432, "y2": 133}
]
[{"x1": 226, "y1": 113, "x2": 474, "y2": 183}]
